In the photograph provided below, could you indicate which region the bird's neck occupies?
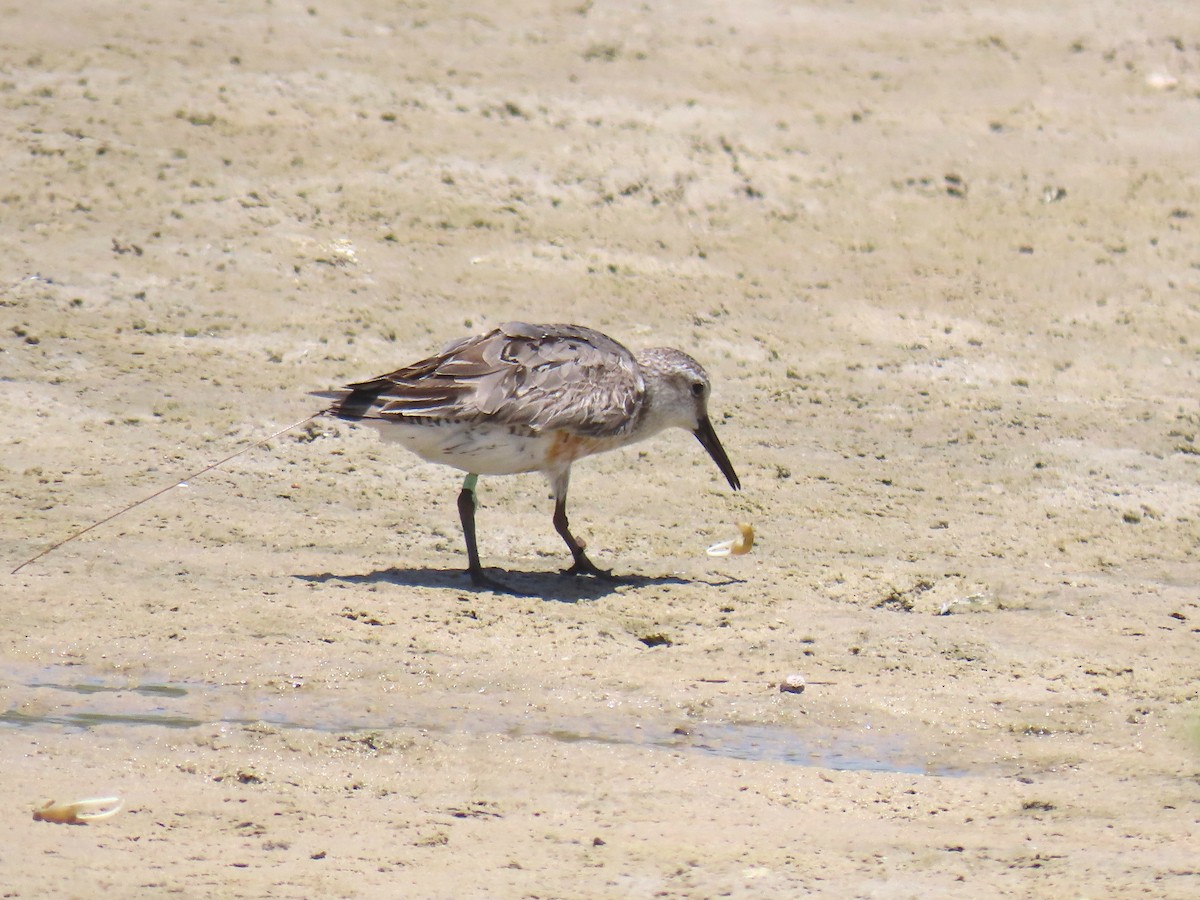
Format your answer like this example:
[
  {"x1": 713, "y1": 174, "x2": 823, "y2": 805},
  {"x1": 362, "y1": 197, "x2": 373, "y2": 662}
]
[{"x1": 630, "y1": 380, "x2": 682, "y2": 440}]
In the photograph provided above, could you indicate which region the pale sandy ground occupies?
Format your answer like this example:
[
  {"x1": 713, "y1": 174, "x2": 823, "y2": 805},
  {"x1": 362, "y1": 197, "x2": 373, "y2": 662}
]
[{"x1": 2, "y1": 1, "x2": 1199, "y2": 897}]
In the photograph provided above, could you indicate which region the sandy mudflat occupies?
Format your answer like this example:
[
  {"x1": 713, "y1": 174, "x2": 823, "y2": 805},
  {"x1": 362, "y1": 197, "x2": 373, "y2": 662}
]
[{"x1": 2, "y1": 1, "x2": 1199, "y2": 896}]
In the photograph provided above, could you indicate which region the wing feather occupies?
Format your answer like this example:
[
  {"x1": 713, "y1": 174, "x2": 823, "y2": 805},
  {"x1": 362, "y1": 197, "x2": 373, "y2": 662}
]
[{"x1": 320, "y1": 322, "x2": 645, "y2": 437}]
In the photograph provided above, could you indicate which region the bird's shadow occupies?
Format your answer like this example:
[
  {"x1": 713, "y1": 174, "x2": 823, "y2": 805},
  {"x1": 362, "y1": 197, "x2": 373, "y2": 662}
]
[{"x1": 293, "y1": 565, "x2": 743, "y2": 602}]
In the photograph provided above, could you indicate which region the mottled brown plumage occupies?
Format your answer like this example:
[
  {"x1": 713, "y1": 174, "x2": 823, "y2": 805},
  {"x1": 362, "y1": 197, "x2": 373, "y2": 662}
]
[
  {"x1": 317, "y1": 322, "x2": 739, "y2": 592},
  {"x1": 330, "y1": 323, "x2": 644, "y2": 436}
]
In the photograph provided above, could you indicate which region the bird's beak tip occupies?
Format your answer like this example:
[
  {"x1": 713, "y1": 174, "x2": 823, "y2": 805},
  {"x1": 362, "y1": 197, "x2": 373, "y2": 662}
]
[{"x1": 694, "y1": 418, "x2": 740, "y2": 492}]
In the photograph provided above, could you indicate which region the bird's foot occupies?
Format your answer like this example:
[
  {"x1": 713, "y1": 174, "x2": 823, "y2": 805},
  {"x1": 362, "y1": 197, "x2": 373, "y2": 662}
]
[
  {"x1": 562, "y1": 555, "x2": 617, "y2": 580},
  {"x1": 468, "y1": 567, "x2": 528, "y2": 596}
]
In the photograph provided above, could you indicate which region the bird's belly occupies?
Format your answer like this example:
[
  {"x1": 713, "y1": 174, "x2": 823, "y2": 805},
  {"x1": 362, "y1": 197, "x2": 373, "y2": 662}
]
[{"x1": 360, "y1": 419, "x2": 548, "y2": 475}]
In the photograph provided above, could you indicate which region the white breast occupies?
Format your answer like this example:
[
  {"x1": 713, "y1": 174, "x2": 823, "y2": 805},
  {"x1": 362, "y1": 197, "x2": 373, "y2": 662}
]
[{"x1": 360, "y1": 419, "x2": 549, "y2": 476}]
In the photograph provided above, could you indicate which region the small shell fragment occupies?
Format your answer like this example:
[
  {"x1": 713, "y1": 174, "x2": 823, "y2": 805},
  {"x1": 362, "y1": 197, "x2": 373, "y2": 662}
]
[
  {"x1": 780, "y1": 673, "x2": 806, "y2": 694},
  {"x1": 707, "y1": 522, "x2": 755, "y2": 557},
  {"x1": 32, "y1": 797, "x2": 123, "y2": 825},
  {"x1": 1145, "y1": 71, "x2": 1179, "y2": 91}
]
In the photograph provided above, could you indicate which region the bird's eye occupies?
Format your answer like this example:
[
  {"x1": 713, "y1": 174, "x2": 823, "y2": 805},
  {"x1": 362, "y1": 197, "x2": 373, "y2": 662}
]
[{"x1": 691, "y1": 381, "x2": 705, "y2": 397}]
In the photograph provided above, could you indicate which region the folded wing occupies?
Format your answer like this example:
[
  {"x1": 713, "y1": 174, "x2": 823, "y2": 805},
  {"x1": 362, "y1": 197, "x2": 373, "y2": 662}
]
[{"x1": 320, "y1": 322, "x2": 646, "y2": 437}]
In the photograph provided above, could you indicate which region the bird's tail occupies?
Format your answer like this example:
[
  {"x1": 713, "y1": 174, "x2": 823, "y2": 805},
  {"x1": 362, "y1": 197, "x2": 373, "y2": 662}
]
[{"x1": 308, "y1": 388, "x2": 381, "y2": 421}]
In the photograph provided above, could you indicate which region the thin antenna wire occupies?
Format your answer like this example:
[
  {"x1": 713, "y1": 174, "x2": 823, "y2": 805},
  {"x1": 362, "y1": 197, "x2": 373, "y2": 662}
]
[{"x1": 11, "y1": 414, "x2": 322, "y2": 575}]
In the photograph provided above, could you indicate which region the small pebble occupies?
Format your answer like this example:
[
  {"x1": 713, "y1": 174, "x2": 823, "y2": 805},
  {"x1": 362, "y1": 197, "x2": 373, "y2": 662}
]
[
  {"x1": 1145, "y1": 71, "x2": 1178, "y2": 91},
  {"x1": 780, "y1": 674, "x2": 806, "y2": 694}
]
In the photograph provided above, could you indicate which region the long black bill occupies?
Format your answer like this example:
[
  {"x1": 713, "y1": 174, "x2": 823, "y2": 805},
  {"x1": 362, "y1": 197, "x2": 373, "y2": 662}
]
[{"x1": 694, "y1": 416, "x2": 741, "y2": 491}]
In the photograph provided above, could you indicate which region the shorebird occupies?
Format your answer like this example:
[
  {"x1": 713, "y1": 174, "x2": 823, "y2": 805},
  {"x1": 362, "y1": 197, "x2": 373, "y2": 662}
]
[{"x1": 315, "y1": 321, "x2": 740, "y2": 591}]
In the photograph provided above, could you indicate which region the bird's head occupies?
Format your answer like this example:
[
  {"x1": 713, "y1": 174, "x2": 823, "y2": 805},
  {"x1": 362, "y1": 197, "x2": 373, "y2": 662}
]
[{"x1": 637, "y1": 348, "x2": 740, "y2": 491}]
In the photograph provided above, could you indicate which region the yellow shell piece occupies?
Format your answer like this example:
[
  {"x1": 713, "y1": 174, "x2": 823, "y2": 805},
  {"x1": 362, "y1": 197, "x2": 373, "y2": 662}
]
[
  {"x1": 707, "y1": 522, "x2": 754, "y2": 557},
  {"x1": 32, "y1": 797, "x2": 122, "y2": 825}
]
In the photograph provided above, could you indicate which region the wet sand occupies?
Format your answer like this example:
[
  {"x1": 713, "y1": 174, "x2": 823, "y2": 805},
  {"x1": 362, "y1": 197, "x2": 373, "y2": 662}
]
[{"x1": 2, "y1": 1, "x2": 1199, "y2": 896}]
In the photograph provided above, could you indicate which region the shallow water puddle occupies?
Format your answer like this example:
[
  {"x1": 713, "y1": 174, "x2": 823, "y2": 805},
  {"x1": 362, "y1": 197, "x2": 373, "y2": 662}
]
[{"x1": 1, "y1": 665, "x2": 967, "y2": 776}]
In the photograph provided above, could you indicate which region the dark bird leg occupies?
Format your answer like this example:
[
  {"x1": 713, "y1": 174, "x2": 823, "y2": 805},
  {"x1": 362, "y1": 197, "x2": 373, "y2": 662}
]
[
  {"x1": 551, "y1": 471, "x2": 613, "y2": 579},
  {"x1": 456, "y1": 474, "x2": 520, "y2": 594}
]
